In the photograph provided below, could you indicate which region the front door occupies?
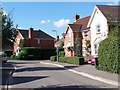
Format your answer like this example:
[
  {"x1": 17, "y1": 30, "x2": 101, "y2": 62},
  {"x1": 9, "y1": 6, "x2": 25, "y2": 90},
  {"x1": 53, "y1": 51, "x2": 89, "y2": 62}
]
[{"x1": 71, "y1": 51, "x2": 73, "y2": 56}]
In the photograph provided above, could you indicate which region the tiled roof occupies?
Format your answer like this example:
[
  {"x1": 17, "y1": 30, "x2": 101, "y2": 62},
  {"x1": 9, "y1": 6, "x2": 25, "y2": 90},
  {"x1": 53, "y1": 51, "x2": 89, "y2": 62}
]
[
  {"x1": 68, "y1": 24, "x2": 82, "y2": 32},
  {"x1": 96, "y1": 5, "x2": 120, "y2": 22},
  {"x1": 18, "y1": 29, "x2": 28, "y2": 38},
  {"x1": 73, "y1": 16, "x2": 91, "y2": 30},
  {"x1": 18, "y1": 29, "x2": 55, "y2": 40}
]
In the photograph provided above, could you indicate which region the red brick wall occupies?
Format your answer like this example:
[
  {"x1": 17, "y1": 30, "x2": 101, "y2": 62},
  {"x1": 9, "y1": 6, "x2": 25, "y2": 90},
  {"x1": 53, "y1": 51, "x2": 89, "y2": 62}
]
[
  {"x1": 24, "y1": 39, "x2": 54, "y2": 49},
  {"x1": 14, "y1": 32, "x2": 54, "y2": 53}
]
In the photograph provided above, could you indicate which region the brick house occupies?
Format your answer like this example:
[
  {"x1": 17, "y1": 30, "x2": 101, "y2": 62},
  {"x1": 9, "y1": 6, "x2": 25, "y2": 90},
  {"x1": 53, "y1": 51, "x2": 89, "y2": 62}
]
[
  {"x1": 87, "y1": 5, "x2": 120, "y2": 57},
  {"x1": 14, "y1": 28, "x2": 55, "y2": 55},
  {"x1": 63, "y1": 15, "x2": 91, "y2": 58}
]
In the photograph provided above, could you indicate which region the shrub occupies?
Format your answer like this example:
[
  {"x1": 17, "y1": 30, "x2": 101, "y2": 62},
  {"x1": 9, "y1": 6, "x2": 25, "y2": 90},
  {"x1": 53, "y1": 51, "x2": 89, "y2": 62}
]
[
  {"x1": 10, "y1": 54, "x2": 16, "y2": 60},
  {"x1": 50, "y1": 56, "x2": 56, "y2": 61},
  {"x1": 59, "y1": 57, "x2": 84, "y2": 65},
  {"x1": 59, "y1": 51, "x2": 65, "y2": 57},
  {"x1": 17, "y1": 51, "x2": 28, "y2": 60},
  {"x1": 96, "y1": 22, "x2": 120, "y2": 74}
]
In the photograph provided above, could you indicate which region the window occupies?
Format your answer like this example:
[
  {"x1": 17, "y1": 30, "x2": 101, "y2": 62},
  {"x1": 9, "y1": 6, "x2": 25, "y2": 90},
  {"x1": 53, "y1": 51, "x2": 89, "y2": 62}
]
[
  {"x1": 96, "y1": 24, "x2": 101, "y2": 32},
  {"x1": 38, "y1": 39, "x2": 40, "y2": 44},
  {"x1": 94, "y1": 44, "x2": 98, "y2": 54},
  {"x1": 68, "y1": 31, "x2": 72, "y2": 42},
  {"x1": 84, "y1": 31, "x2": 88, "y2": 37},
  {"x1": 17, "y1": 39, "x2": 20, "y2": 45}
]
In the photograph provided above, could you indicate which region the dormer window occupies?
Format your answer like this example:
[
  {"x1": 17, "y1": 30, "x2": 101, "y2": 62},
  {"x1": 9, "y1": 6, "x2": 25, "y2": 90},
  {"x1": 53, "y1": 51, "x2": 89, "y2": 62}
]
[{"x1": 96, "y1": 24, "x2": 101, "y2": 33}]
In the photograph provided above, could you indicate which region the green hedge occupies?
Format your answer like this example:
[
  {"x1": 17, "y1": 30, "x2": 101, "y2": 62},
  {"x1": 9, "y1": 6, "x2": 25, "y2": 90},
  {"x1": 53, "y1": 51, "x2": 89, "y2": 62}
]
[
  {"x1": 17, "y1": 47, "x2": 56, "y2": 60},
  {"x1": 59, "y1": 57, "x2": 84, "y2": 65},
  {"x1": 96, "y1": 22, "x2": 120, "y2": 74},
  {"x1": 50, "y1": 56, "x2": 56, "y2": 61}
]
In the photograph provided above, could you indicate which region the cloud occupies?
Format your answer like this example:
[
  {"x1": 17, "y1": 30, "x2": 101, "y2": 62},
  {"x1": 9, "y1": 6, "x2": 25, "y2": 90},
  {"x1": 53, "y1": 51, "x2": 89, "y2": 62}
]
[
  {"x1": 40, "y1": 20, "x2": 50, "y2": 24},
  {"x1": 54, "y1": 19, "x2": 70, "y2": 28}
]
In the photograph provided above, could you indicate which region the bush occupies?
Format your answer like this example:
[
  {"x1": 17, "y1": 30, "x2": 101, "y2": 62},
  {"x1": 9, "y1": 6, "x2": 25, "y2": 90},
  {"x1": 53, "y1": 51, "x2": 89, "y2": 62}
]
[
  {"x1": 59, "y1": 51, "x2": 65, "y2": 57},
  {"x1": 17, "y1": 51, "x2": 28, "y2": 60},
  {"x1": 10, "y1": 54, "x2": 18, "y2": 60},
  {"x1": 96, "y1": 22, "x2": 120, "y2": 74},
  {"x1": 16, "y1": 47, "x2": 56, "y2": 60},
  {"x1": 59, "y1": 57, "x2": 84, "y2": 65},
  {"x1": 50, "y1": 56, "x2": 56, "y2": 61}
]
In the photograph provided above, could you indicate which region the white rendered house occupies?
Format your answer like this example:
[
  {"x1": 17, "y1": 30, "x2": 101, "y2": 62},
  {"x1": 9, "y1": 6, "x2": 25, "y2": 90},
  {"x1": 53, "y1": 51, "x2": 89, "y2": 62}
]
[{"x1": 87, "y1": 5, "x2": 119, "y2": 57}]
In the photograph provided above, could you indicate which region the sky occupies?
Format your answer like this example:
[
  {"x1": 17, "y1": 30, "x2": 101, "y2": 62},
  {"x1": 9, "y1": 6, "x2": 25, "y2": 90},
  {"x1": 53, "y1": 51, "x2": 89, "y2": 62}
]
[{"x1": 2, "y1": 2, "x2": 119, "y2": 38}]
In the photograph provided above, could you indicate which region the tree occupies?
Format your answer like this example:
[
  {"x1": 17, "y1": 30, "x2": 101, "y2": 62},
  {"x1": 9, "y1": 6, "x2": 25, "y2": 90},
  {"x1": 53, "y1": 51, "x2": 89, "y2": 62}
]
[
  {"x1": 2, "y1": 8, "x2": 18, "y2": 50},
  {"x1": 85, "y1": 40, "x2": 91, "y2": 56},
  {"x1": 74, "y1": 35, "x2": 82, "y2": 57},
  {"x1": 0, "y1": 7, "x2": 3, "y2": 51}
]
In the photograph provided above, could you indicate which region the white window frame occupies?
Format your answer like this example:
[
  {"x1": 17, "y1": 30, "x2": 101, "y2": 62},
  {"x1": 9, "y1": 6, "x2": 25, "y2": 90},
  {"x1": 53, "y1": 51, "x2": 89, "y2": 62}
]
[
  {"x1": 38, "y1": 38, "x2": 40, "y2": 44},
  {"x1": 84, "y1": 31, "x2": 88, "y2": 37},
  {"x1": 96, "y1": 24, "x2": 101, "y2": 33},
  {"x1": 17, "y1": 39, "x2": 20, "y2": 45},
  {"x1": 68, "y1": 31, "x2": 72, "y2": 42}
]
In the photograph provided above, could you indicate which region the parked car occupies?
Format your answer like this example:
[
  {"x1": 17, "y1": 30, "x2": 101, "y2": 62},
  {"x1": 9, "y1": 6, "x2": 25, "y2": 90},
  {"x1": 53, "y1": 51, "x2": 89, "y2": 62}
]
[
  {"x1": 88, "y1": 56, "x2": 95, "y2": 65},
  {"x1": 0, "y1": 52, "x2": 7, "y2": 64}
]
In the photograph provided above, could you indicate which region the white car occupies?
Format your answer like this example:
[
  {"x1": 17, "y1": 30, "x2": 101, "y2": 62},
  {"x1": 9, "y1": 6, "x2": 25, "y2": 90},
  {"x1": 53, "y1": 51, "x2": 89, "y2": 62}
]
[{"x1": 0, "y1": 52, "x2": 7, "y2": 64}]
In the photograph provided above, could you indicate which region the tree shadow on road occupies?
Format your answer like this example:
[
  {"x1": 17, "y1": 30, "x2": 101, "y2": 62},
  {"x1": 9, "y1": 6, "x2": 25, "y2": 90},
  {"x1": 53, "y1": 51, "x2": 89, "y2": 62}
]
[
  {"x1": 9, "y1": 76, "x2": 49, "y2": 85},
  {"x1": 15, "y1": 66, "x2": 66, "y2": 73},
  {"x1": 64, "y1": 66, "x2": 79, "y2": 69}
]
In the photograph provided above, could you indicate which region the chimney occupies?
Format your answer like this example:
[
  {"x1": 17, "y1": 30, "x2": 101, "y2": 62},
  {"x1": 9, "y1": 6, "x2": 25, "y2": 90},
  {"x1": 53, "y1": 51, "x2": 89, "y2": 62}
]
[
  {"x1": 29, "y1": 27, "x2": 33, "y2": 39},
  {"x1": 57, "y1": 35, "x2": 59, "y2": 41},
  {"x1": 74, "y1": 14, "x2": 80, "y2": 22}
]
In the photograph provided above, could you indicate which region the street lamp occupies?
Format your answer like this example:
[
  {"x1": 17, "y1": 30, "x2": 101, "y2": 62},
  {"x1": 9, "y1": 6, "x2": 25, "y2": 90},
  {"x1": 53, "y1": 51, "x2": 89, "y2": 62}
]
[{"x1": 52, "y1": 30, "x2": 59, "y2": 62}]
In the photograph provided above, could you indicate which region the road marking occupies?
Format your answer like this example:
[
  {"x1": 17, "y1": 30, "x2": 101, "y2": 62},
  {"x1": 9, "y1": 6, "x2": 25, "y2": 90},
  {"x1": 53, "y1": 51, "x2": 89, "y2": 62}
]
[{"x1": 40, "y1": 61, "x2": 118, "y2": 86}]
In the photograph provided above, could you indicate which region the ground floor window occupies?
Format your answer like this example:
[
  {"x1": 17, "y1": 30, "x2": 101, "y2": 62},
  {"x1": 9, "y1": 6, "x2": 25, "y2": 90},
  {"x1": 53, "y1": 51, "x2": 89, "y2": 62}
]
[{"x1": 94, "y1": 44, "x2": 98, "y2": 54}]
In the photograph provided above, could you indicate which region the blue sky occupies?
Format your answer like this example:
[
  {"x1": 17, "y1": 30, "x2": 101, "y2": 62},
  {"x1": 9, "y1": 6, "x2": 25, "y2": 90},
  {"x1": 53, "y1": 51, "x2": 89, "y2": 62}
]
[{"x1": 2, "y1": 2, "x2": 118, "y2": 38}]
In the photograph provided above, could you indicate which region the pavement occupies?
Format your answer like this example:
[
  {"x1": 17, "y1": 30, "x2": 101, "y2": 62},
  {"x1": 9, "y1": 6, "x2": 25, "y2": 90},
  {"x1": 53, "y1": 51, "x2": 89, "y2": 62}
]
[{"x1": 40, "y1": 60, "x2": 119, "y2": 87}]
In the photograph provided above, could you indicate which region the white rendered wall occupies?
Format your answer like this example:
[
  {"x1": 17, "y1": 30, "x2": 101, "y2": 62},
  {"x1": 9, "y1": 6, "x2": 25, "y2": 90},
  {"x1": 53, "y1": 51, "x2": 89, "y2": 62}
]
[{"x1": 90, "y1": 7, "x2": 108, "y2": 56}]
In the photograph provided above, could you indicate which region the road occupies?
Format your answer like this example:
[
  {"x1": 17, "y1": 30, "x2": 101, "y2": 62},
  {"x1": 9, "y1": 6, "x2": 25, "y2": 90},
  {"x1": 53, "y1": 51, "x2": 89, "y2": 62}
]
[
  {"x1": 0, "y1": 63, "x2": 15, "y2": 90},
  {"x1": 8, "y1": 60, "x2": 117, "y2": 90}
]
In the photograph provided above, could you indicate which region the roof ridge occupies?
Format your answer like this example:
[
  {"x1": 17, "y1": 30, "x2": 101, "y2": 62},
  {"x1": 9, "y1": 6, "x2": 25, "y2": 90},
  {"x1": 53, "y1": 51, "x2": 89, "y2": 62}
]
[
  {"x1": 96, "y1": 5, "x2": 119, "y2": 7},
  {"x1": 76, "y1": 15, "x2": 91, "y2": 21}
]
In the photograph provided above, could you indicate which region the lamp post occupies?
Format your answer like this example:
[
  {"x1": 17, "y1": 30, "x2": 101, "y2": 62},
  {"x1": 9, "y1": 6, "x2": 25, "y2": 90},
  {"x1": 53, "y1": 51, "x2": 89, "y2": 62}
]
[{"x1": 52, "y1": 30, "x2": 59, "y2": 62}]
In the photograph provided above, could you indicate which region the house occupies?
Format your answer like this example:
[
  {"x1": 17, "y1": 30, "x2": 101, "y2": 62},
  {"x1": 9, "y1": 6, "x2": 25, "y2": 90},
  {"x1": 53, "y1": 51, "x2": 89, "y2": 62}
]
[
  {"x1": 63, "y1": 14, "x2": 91, "y2": 58},
  {"x1": 54, "y1": 37, "x2": 64, "y2": 48},
  {"x1": 14, "y1": 27, "x2": 55, "y2": 55},
  {"x1": 87, "y1": 5, "x2": 120, "y2": 57}
]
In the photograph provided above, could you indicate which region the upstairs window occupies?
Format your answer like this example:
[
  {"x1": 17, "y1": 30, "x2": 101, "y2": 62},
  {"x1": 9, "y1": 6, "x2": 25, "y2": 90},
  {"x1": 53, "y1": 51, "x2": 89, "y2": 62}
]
[
  {"x1": 38, "y1": 39, "x2": 40, "y2": 44},
  {"x1": 68, "y1": 31, "x2": 72, "y2": 42},
  {"x1": 84, "y1": 31, "x2": 88, "y2": 37},
  {"x1": 96, "y1": 24, "x2": 101, "y2": 33}
]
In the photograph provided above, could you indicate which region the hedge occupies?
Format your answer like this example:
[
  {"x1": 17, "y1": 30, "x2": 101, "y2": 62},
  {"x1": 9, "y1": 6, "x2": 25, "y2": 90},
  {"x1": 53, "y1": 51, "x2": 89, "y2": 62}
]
[
  {"x1": 5, "y1": 50, "x2": 13, "y2": 57},
  {"x1": 50, "y1": 56, "x2": 56, "y2": 61},
  {"x1": 59, "y1": 57, "x2": 84, "y2": 65},
  {"x1": 96, "y1": 22, "x2": 120, "y2": 74},
  {"x1": 17, "y1": 47, "x2": 56, "y2": 60}
]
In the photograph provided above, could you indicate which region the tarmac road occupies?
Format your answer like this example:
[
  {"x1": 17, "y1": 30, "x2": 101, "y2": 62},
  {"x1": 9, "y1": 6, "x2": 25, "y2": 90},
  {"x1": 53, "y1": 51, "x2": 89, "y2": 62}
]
[{"x1": 7, "y1": 60, "x2": 118, "y2": 90}]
